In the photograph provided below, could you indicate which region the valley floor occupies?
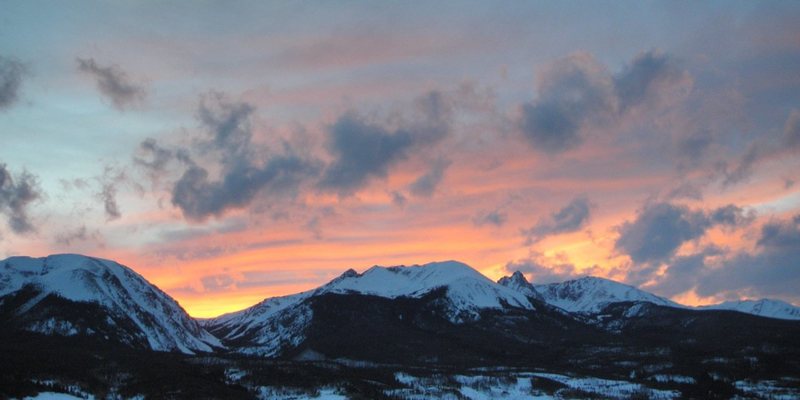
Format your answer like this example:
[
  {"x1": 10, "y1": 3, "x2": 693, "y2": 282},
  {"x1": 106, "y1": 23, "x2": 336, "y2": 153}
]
[{"x1": 9, "y1": 355, "x2": 800, "y2": 400}]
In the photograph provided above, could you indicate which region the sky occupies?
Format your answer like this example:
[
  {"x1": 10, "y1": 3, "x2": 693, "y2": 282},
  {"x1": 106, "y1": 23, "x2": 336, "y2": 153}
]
[{"x1": 1, "y1": 1, "x2": 799, "y2": 317}]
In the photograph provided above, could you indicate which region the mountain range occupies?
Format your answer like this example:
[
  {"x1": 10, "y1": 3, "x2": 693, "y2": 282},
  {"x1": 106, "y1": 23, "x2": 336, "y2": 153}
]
[
  {"x1": 2, "y1": 254, "x2": 800, "y2": 398},
  {"x1": 3, "y1": 254, "x2": 799, "y2": 356}
]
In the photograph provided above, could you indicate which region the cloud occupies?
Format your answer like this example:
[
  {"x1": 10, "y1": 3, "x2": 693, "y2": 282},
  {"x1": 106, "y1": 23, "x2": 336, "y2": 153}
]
[
  {"x1": 709, "y1": 204, "x2": 756, "y2": 227},
  {"x1": 645, "y1": 246, "x2": 723, "y2": 297},
  {"x1": 319, "y1": 113, "x2": 415, "y2": 194},
  {"x1": 390, "y1": 191, "x2": 407, "y2": 207},
  {"x1": 171, "y1": 92, "x2": 320, "y2": 221},
  {"x1": 523, "y1": 195, "x2": 591, "y2": 244},
  {"x1": 134, "y1": 138, "x2": 176, "y2": 181},
  {"x1": 613, "y1": 50, "x2": 686, "y2": 112},
  {"x1": 408, "y1": 157, "x2": 451, "y2": 197},
  {"x1": 473, "y1": 209, "x2": 507, "y2": 227},
  {"x1": 615, "y1": 202, "x2": 752, "y2": 264},
  {"x1": 716, "y1": 109, "x2": 800, "y2": 187},
  {"x1": 519, "y1": 50, "x2": 687, "y2": 154},
  {"x1": 100, "y1": 182, "x2": 121, "y2": 220},
  {"x1": 200, "y1": 274, "x2": 236, "y2": 291},
  {"x1": 54, "y1": 225, "x2": 101, "y2": 246},
  {"x1": 0, "y1": 163, "x2": 42, "y2": 234},
  {"x1": 319, "y1": 91, "x2": 450, "y2": 195},
  {"x1": 665, "y1": 181, "x2": 704, "y2": 201},
  {"x1": 95, "y1": 166, "x2": 129, "y2": 221},
  {"x1": 76, "y1": 57, "x2": 146, "y2": 110},
  {"x1": 645, "y1": 215, "x2": 800, "y2": 302},
  {"x1": 519, "y1": 52, "x2": 615, "y2": 153},
  {"x1": 784, "y1": 109, "x2": 800, "y2": 149},
  {"x1": 676, "y1": 129, "x2": 713, "y2": 170},
  {"x1": 173, "y1": 155, "x2": 317, "y2": 222},
  {"x1": 718, "y1": 144, "x2": 762, "y2": 187},
  {"x1": 0, "y1": 55, "x2": 25, "y2": 110}
]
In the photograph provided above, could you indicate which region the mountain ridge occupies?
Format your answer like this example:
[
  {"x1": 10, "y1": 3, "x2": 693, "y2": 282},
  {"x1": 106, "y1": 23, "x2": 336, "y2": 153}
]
[
  {"x1": 4, "y1": 253, "x2": 800, "y2": 362},
  {"x1": 0, "y1": 253, "x2": 221, "y2": 354}
]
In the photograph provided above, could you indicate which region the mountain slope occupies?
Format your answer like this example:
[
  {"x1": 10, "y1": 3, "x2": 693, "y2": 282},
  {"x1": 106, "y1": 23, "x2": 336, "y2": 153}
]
[
  {"x1": 698, "y1": 299, "x2": 800, "y2": 321},
  {"x1": 0, "y1": 254, "x2": 220, "y2": 354},
  {"x1": 208, "y1": 261, "x2": 538, "y2": 357},
  {"x1": 500, "y1": 274, "x2": 680, "y2": 314}
]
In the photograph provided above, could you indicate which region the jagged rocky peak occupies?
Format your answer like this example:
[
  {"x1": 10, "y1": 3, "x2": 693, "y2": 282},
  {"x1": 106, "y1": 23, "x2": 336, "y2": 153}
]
[
  {"x1": 340, "y1": 268, "x2": 360, "y2": 278},
  {"x1": 498, "y1": 270, "x2": 529, "y2": 287},
  {"x1": 497, "y1": 270, "x2": 544, "y2": 301}
]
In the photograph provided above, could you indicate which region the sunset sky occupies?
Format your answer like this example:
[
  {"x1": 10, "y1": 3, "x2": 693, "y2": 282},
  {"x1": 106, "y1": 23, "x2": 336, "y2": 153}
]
[{"x1": 1, "y1": 1, "x2": 799, "y2": 317}]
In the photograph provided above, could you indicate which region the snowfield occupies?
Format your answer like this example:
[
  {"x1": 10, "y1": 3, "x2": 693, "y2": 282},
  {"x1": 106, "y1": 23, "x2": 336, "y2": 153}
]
[
  {"x1": 531, "y1": 276, "x2": 680, "y2": 314},
  {"x1": 699, "y1": 299, "x2": 800, "y2": 320}
]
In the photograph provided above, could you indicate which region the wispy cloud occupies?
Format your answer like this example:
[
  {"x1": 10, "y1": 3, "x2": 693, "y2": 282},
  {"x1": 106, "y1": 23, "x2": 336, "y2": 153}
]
[
  {"x1": 0, "y1": 163, "x2": 42, "y2": 234},
  {"x1": 0, "y1": 55, "x2": 25, "y2": 110},
  {"x1": 77, "y1": 57, "x2": 146, "y2": 110}
]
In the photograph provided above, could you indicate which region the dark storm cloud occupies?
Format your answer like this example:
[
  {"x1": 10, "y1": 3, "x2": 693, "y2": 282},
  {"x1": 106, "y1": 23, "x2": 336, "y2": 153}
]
[
  {"x1": 519, "y1": 53, "x2": 615, "y2": 153},
  {"x1": 473, "y1": 209, "x2": 507, "y2": 227},
  {"x1": 319, "y1": 91, "x2": 450, "y2": 195},
  {"x1": 0, "y1": 56, "x2": 25, "y2": 110},
  {"x1": 523, "y1": 195, "x2": 591, "y2": 244},
  {"x1": 409, "y1": 158, "x2": 451, "y2": 197},
  {"x1": 615, "y1": 202, "x2": 751, "y2": 264},
  {"x1": 171, "y1": 92, "x2": 320, "y2": 221},
  {"x1": 0, "y1": 163, "x2": 42, "y2": 234},
  {"x1": 76, "y1": 58, "x2": 145, "y2": 110},
  {"x1": 613, "y1": 50, "x2": 685, "y2": 111}
]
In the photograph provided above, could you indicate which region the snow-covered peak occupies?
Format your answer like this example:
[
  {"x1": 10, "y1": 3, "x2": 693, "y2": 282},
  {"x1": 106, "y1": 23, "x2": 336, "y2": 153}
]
[
  {"x1": 319, "y1": 261, "x2": 533, "y2": 317},
  {"x1": 324, "y1": 261, "x2": 491, "y2": 295},
  {"x1": 212, "y1": 261, "x2": 534, "y2": 334},
  {"x1": 534, "y1": 276, "x2": 680, "y2": 314},
  {"x1": 207, "y1": 261, "x2": 536, "y2": 356},
  {"x1": 0, "y1": 254, "x2": 221, "y2": 354},
  {"x1": 698, "y1": 299, "x2": 800, "y2": 321}
]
